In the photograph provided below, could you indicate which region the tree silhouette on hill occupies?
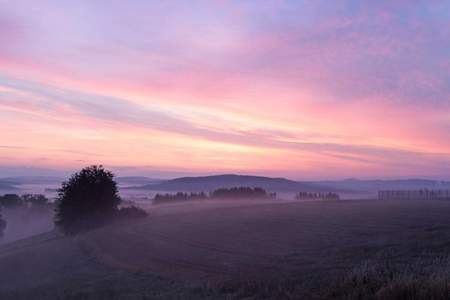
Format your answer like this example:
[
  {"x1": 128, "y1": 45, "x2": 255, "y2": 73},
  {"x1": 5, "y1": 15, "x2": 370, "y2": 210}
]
[
  {"x1": 211, "y1": 187, "x2": 269, "y2": 199},
  {"x1": 55, "y1": 165, "x2": 121, "y2": 234}
]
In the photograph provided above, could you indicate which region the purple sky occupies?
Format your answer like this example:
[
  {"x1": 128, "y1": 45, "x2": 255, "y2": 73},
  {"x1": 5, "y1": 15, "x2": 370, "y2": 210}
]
[{"x1": 0, "y1": 1, "x2": 449, "y2": 179}]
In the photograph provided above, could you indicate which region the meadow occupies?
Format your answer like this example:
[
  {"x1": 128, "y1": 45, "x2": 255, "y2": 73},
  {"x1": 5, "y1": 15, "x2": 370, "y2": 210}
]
[{"x1": 0, "y1": 198, "x2": 449, "y2": 299}]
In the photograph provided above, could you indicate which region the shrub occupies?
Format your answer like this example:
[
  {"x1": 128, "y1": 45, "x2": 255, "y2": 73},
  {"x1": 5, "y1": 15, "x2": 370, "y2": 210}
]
[
  {"x1": 116, "y1": 206, "x2": 149, "y2": 219},
  {"x1": 54, "y1": 165, "x2": 121, "y2": 234}
]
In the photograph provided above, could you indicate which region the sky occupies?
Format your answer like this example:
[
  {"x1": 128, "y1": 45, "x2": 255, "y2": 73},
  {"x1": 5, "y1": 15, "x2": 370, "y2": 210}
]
[{"x1": 0, "y1": 0, "x2": 449, "y2": 180}]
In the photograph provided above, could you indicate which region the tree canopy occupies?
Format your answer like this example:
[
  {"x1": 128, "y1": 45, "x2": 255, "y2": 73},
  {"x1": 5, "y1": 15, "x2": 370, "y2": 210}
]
[{"x1": 54, "y1": 165, "x2": 121, "y2": 234}]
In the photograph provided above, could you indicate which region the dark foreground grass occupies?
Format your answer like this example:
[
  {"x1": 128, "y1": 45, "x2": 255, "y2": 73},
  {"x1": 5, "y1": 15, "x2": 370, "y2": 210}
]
[
  {"x1": 1, "y1": 252, "x2": 449, "y2": 300},
  {"x1": 325, "y1": 254, "x2": 450, "y2": 300},
  {"x1": 2, "y1": 200, "x2": 450, "y2": 299},
  {"x1": 0, "y1": 271, "x2": 223, "y2": 300},
  {"x1": 211, "y1": 253, "x2": 450, "y2": 300}
]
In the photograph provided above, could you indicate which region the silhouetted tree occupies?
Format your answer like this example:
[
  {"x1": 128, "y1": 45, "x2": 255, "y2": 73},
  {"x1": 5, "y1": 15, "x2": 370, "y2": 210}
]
[
  {"x1": 0, "y1": 208, "x2": 5, "y2": 238},
  {"x1": 0, "y1": 194, "x2": 22, "y2": 207},
  {"x1": 295, "y1": 192, "x2": 340, "y2": 200},
  {"x1": 153, "y1": 191, "x2": 207, "y2": 204},
  {"x1": 54, "y1": 165, "x2": 121, "y2": 234},
  {"x1": 211, "y1": 187, "x2": 269, "y2": 199}
]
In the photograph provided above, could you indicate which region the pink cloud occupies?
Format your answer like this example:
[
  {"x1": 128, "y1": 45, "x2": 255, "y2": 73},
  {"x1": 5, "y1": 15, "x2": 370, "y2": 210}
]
[{"x1": 0, "y1": 1, "x2": 449, "y2": 178}]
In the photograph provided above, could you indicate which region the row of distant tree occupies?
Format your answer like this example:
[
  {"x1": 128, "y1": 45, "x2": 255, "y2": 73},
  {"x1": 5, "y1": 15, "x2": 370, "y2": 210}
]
[
  {"x1": 0, "y1": 194, "x2": 51, "y2": 238},
  {"x1": 153, "y1": 192, "x2": 208, "y2": 204},
  {"x1": 212, "y1": 187, "x2": 276, "y2": 199},
  {"x1": 153, "y1": 188, "x2": 342, "y2": 204},
  {"x1": 0, "y1": 194, "x2": 50, "y2": 207},
  {"x1": 153, "y1": 187, "x2": 277, "y2": 204},
  {"x1": 296, "y1": 192, "x2": 340, "y2": 200}
]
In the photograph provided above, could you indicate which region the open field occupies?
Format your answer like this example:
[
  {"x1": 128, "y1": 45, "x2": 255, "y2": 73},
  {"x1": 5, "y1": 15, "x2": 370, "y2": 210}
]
[{"x1": 1, "y1": 199, "x2": 450, "y2": 299}]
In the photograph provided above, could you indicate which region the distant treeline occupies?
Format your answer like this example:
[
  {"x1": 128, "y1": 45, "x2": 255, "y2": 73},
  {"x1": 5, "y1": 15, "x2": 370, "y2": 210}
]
[
  {"x1": 153, "y1": 192, "x2": 208, "y2": 204},
  {"x1": 153, "y1": 187, "x2": 276, "y2": 204},
  {"x1": 0, "y1": 194, "x2": 51, "y2": 238},
  {"x1": 378, "y1": 190, "x2": 450, "y2": 201},
  {"x1": 296, "y1": 192, "x2": 340, "y2": 200},
  {"x1": 0, "y1": 194, "x2": 51, "y2": 207},
  {"x1": 212, "y1": 187, "x2": 275, "y2": 199}
]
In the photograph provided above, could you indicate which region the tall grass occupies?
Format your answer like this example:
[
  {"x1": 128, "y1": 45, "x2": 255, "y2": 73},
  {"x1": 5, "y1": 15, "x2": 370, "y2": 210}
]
[
  {"x1": 325, "y1": 255, "x2": 450, "y2": 300},
  {"x1": 212, "y1": 254, "x2": 450, "y2": 299}
]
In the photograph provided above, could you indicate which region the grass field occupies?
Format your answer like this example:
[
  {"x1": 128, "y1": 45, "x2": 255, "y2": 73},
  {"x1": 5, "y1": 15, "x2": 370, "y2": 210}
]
[{"x1": 0, "y1": 199, "x2": 449, "y2": 299}]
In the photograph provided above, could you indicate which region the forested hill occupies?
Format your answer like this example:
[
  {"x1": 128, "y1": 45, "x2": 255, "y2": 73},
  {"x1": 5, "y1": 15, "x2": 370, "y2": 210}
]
[{"x1": 130, "y1": 174, "x2": 333, "y2": 192}]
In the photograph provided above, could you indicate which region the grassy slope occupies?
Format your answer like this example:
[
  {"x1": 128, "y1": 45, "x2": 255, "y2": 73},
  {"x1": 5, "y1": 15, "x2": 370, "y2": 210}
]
[{"x1": 1, "y1": 199, "x2": 450, "y2": 299}]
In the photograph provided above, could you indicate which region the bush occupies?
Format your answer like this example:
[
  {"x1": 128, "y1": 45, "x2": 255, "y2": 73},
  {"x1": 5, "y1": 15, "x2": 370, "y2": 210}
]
[
  {"x1": 54, "y1": 165, "x2": 121, "y2": 234},
  {"x1": 116, "y1": 206, "x2": 149, "y2": 220}
]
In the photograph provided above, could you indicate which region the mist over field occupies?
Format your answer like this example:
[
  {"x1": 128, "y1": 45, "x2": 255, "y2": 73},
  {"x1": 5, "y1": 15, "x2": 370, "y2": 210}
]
[
  {"x1": 1, "y1": 192, "x2": 450, "y2": 299},
  {"x1": 0, "y1": 169, "x2": 450, "y2": 299},
  {"x1": 0, "y1": 206, "x2": 53, "y2": 245},
  {"x1": 2, "y1": 174, "x2": 450, "y2": 243}
]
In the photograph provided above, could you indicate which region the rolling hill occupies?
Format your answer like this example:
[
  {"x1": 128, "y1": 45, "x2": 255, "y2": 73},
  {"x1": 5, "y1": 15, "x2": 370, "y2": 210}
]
[
  {"x1": 125, "y1": 174, "x2": 450, "y2": 193},
  {"x1": 129, "y1": 174, "x2": 334, "y2": 192},
  {"x1": 115, "y1": 176, "x2": 162, "y2": 186}
]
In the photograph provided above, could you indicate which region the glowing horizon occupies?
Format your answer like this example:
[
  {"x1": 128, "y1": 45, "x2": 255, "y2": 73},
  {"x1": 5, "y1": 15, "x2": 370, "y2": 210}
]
[{"x1": 1, "y1": 1, "x2": 449, "y2": 180}]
